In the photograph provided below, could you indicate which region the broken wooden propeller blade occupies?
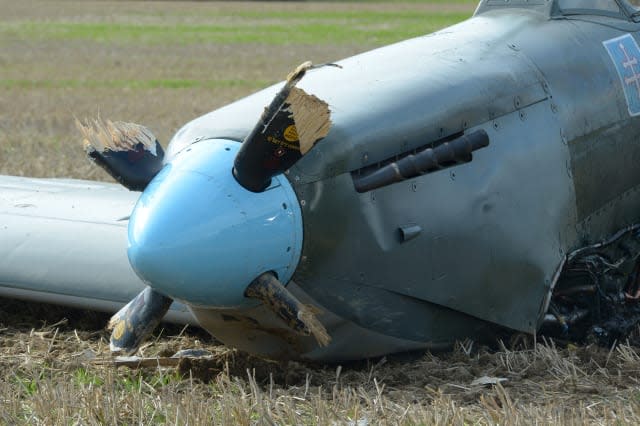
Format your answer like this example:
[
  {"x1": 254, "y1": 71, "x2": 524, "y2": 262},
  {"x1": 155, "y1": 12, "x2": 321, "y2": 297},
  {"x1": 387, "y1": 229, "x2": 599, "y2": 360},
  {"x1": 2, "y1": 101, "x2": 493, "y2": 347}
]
[
  {"x1": 245, "y1": 272, "x2": 331, "y2": 347},
  {"x1": 77, "y1": 118, "x2": 165, "y2": 191},
  {"x1": 233, "y1": 61, "x2": 336, "y2": 192},
  {"x1": 108, "y1": 286, "x2": 173, "y2": 355},
  {"x1": 78, "y1": 119, "x2": 175, "y2": 355}
]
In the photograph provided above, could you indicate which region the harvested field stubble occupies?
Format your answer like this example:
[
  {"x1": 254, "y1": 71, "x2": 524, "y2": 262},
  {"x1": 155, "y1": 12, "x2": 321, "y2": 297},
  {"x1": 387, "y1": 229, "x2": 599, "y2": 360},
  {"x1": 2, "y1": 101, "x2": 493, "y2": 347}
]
[
  {"x1": 2, "y1": 303, "x2": 640, "y2": 424},
  {"x1": 2, "y1": 0, "x2": 640, "y2": 424}
]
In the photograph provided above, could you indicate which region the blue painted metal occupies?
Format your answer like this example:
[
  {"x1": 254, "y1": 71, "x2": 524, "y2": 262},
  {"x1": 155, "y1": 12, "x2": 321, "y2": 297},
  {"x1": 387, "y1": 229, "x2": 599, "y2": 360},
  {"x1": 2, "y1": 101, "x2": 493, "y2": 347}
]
[
  {"x1": 603, "y1": 34, "x2": 640, "y2": 117},
  {"x1": 127, "y1": 139, "x2": 303, "y2": 308}
]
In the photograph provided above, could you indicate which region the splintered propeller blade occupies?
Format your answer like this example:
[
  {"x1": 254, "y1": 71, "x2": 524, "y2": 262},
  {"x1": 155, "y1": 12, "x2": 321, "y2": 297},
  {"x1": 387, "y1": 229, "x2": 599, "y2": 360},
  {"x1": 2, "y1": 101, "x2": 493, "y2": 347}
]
[
  {"x1": 77, "y1": 118, "x2": 165, "y2": 191},
  {"x1": 108, "y1": 286, "x2": 173, "y2": 355},
  {"x1": 233, "y1": 61, "x2": 335, "y2": 192},
  {"x1": 245, "y1": 272, "x2": 331, "y2": 347}
]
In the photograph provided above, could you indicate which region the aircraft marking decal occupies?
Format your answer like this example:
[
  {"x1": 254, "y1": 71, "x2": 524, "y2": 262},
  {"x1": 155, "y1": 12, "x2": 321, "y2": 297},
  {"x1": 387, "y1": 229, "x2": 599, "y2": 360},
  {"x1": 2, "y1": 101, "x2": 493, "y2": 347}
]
[{"x1": 604, "y1": 34, "x2": 640, "y2": 117}]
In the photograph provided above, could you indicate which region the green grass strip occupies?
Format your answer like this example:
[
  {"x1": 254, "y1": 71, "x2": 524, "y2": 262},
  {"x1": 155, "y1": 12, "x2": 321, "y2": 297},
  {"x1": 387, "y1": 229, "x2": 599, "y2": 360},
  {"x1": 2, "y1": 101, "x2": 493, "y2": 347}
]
[{"x1": 0, "y1": 12, "x2": 470, "y2": 46}]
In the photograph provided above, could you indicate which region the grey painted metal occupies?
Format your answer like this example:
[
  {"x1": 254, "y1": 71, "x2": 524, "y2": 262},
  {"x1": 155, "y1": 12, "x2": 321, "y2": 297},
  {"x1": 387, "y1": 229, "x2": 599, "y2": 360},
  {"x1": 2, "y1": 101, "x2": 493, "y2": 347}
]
[
  {"x1": 3, "y1": 0, "x2": 640, "y2": 361},
  {"x1": 293, "y1": 99, "x2": 572, "y2": 339},
  {"x1": 167, "y1": 12, "x2": 550, "y2": 184},
  {"x1": 164, "y1": 0, "x2": 640, "y2": 352},
  {"x1": 189, "y1": 280, "x2": 458, "y2": 362},
  {"x1": 0, "y1": 176, "x2": 194, "y2": 324}
]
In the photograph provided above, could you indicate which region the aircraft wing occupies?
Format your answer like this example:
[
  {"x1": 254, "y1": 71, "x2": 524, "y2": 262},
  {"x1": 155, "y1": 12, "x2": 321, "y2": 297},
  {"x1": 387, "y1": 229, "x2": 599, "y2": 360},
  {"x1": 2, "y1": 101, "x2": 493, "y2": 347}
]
[{"x1": 0, "y1": 175, "x2": 194, "y2": 324}]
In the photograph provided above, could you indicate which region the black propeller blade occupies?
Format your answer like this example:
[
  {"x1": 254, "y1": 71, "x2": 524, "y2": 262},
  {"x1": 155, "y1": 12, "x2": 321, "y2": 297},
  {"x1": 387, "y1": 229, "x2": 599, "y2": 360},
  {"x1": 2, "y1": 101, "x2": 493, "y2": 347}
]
[
  {"x1": 233, "y1": 62, "x2": 335, "y2": 192},
  {"x1": 108, "y1": 287, "x2": 173, "y2": 355},
  {"x1": 245, "y1": 272, "x2": 330, "y2": 347},
  {"x1": 77, "y1": 118, "x2": 164, "y2": 191},
  {"x1": 79, "y1": 118, "x2": 172, "y2": 355},
  {"x1": 82, "y1": 62, "x2": 337, "y2": 354}
]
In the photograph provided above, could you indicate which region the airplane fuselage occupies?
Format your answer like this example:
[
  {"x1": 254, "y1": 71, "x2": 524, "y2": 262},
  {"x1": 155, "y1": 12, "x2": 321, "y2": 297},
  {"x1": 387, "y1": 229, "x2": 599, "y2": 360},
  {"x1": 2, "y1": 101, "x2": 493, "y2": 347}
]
[
  {"x1": 3, "y1": 0, "x2": 640, "y2": 362},
  {"x1": 155, "y1": 1, "x2": 640, "y2": 360}
]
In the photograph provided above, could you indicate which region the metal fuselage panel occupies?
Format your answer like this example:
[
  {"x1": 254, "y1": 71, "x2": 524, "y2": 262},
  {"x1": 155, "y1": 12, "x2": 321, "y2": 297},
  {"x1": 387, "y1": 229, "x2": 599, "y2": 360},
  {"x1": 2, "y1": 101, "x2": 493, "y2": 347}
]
[
  {"x1": 167, "y1": 8, "x2": 640, "y2": 341},
  {"x1": 520, "y1": 15, "x2": 640, "y2": 243},
  {"x1": 295, "y1": 11, "x2": 640, "y2": 338}
]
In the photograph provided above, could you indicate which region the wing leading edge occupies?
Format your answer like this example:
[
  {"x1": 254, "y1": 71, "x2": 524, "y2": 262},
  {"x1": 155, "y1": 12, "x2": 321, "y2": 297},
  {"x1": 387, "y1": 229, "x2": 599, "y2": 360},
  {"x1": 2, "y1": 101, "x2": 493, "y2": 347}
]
[{"x1": 0, "y1": 175, "x2": 194, "y2": 324}]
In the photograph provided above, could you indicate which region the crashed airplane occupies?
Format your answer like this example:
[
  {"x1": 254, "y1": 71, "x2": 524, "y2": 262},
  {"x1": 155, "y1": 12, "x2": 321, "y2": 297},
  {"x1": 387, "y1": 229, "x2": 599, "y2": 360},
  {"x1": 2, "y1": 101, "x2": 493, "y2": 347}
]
[{"x1": 2, "y1": 0, "x2": 640, "y2": 361}]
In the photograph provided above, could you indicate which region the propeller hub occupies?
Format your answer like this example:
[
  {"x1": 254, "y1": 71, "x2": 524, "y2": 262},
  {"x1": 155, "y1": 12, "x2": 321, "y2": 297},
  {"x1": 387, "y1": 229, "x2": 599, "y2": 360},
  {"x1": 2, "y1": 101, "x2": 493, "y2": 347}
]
[{"x1": 127, "y1": 139, "x2": 303, "y2": 308}]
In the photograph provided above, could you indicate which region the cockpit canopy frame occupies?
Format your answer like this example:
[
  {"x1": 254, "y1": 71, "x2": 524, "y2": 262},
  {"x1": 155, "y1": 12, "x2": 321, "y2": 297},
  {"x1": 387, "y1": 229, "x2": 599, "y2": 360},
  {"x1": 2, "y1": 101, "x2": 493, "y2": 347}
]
[{"x1": 474, "y1": 0, "x2": 640, "y2": 22}]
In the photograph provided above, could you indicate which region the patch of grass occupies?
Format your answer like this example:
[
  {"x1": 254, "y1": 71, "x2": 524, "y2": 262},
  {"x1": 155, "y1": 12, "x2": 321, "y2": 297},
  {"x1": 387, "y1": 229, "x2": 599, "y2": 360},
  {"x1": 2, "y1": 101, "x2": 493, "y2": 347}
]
[
  {"x1": 0, "y1": 12, "x2": 469, "y2": 46},
  {"x1": 2, "y1": 328, "x2": 640, "y2": 424},
  {"x1": 122, "y1": 373, "x2": 145, "y2": 393},
  {"x1": 73, "y1": 368, "x2": 104, "y2": 388},
  {"x1": 13, "y1": 374, "x2": 39, "y2": 397},
  {"x1": 198, "y1": 8, "x2": 473, "y2": 20}
]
